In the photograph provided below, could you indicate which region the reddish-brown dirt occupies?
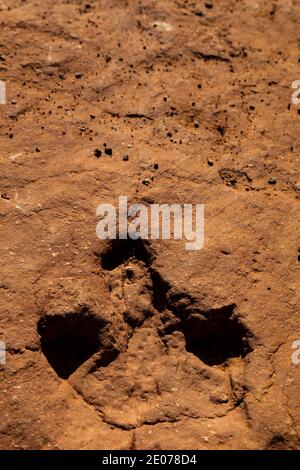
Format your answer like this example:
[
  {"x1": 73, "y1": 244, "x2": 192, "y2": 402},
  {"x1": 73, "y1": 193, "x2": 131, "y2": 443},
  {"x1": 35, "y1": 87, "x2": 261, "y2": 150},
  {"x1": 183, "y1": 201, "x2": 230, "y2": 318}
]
[{"x1": 0, "y1": 0, "x2": 299, "y2": 450}]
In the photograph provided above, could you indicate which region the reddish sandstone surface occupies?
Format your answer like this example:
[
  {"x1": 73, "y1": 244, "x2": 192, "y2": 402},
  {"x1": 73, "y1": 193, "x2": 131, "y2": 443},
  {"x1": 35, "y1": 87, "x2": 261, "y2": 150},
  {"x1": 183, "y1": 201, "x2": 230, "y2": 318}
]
[{"x1": 0, "y1": 0, "x2": 299, "y2": 450}]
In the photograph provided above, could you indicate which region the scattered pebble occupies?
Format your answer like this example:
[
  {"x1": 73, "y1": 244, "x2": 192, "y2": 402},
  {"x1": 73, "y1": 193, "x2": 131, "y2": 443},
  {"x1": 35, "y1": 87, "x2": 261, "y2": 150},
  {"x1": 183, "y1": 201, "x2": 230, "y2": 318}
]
[
  {"x1": 94, "y1": 149, "x2": 102, "y2": 158},
  {"x1": 154, "y1": 163, "x2": 159, "y2": 170},
  {"x1": 123, "y1": 155, "x2": 129, "y2": 161},
  {"x1": 75, "y1": 73, "x2": 82, "y2": 79},
  {"x1": 268, "y1": 177, "x2": 277, "y2": 185},
  {"x1": 105, "y1": 148, "x2": 113, "y2": 156},
  {"x1": 142, "y1": 178, "x2": 151, "y2": 186},
  {"x1": 207, "y1": 159, "x2": 214, "y2": 166},
  {"x1": 153, "y1": 21, "x2": 174, "y2": 32}
]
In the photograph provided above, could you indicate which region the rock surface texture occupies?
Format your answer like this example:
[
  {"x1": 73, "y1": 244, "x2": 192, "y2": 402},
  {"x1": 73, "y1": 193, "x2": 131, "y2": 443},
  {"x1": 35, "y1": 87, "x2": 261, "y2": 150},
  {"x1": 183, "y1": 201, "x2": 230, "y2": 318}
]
[{"x1": 0, "y1": 0, "x2": 299, "y2": 450}]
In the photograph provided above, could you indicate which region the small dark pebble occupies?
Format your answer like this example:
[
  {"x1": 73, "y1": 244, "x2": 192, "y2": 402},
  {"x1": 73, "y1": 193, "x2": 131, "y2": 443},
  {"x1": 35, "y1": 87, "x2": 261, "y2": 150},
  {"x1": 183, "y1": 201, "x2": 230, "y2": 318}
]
[
  {"x1": 154, "y1": 163, "x2": 159, "y2": 170},
  {"x1": 207, "y1": 159, "x2": 214, "y2": 166},
  {"x1": 94, "y1": 149, "x2": 102, "y2": 158},
  {"x1": 1, "y1": 193, "x2": 10, "y2": 200},
  {"x1": 268, "y1": 177, "x2": 277, "y2": 185},
  {"x1": 105, "y1": 148, "x2": 113, "y2": 156},
  {"x1": 35, "y1": 147, "x2": 40, "y2": 152},
  {"x1": 123, "y1": 155, "x2": 129, "y2": 161},
  {"x1": 75, "y1": 73, "x2": 82, "y2": 79}
]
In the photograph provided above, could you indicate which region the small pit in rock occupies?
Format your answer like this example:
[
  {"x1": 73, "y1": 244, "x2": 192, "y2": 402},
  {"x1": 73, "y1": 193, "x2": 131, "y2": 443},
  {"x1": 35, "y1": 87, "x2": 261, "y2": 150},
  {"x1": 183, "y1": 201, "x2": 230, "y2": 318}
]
[
  {"x1": 37, "y1": 310, "x2": 104, "y2": 379},
  {"x1": 181, "y1": 304, "x2": 252, "y2": 366}
]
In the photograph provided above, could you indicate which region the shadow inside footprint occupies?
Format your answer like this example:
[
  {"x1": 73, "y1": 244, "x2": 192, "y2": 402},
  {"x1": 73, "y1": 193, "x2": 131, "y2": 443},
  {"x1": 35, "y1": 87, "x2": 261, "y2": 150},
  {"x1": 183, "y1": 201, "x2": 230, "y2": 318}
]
[
  {"x1": 101, "y1": 238, "x2": 152, "y2": 271},
  {"x1": 182, "y1": 305, "x2": 252, "y2": 366},
  {"x1": 37, "y1": 310, "x2": 104, "y2": 379}
]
